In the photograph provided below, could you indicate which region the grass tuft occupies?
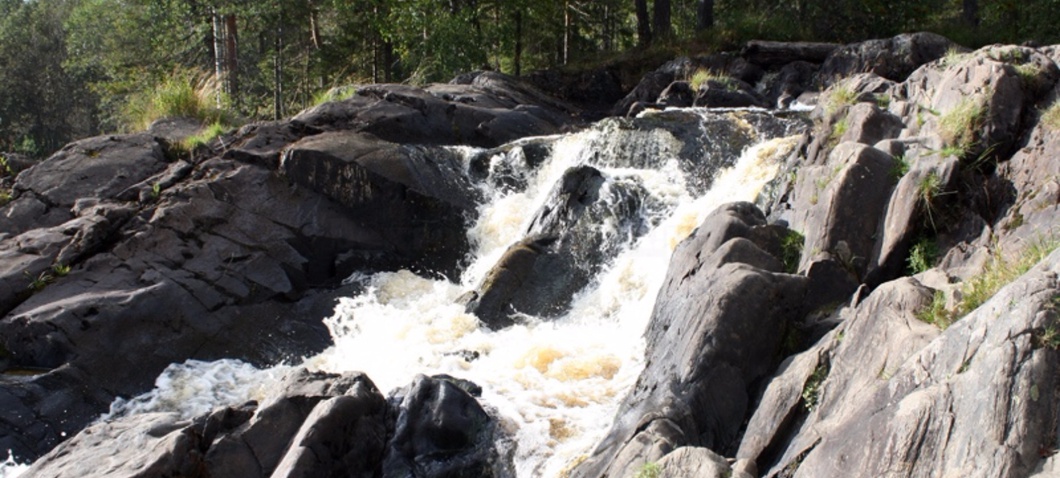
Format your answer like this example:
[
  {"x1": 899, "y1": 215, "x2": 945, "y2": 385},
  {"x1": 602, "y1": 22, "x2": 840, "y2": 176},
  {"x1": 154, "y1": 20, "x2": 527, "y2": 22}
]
[
  {"x1": 890, "y1": 155, "x2": 909, "y2": 181},
  {"x1": 917, "y1": 239, "x2": 1059, "y2": 329},
  {"x1": 824, "y1": 84, "x2": 858, "y2": 115},
  {"x1": 634, "y1": 462, "x2": 661, "y2": 478},
  {"x1": 689, "y1": 68, "x2": 735, "y2": 91},
  {"x1": 123, "y1": 70, "x2": 233, "y2": 132},
  {"x1": 181, "y1": 122, "x2": 227, "y2": 152},
  {"x1": 312, "y1": 85, "x2": 358, "y2": 106},
  {"x1": 938, "y1": 97, "x2": 987, "y2": 155},
  {"x1": 1043, "y1": 101, "x2": 1060, "y2": 131}
]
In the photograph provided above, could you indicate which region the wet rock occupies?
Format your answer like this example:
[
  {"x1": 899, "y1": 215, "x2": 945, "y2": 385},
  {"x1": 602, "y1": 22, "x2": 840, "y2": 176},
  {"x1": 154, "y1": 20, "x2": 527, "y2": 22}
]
[
  {"x1": 464, "y1": 166, "x2": 659, "y2": 328},
  {"x1": 383, "y1": 375, "x2": 500, "y2": 478},
  {"x1": 742, "y1": 41, "x2": 839, "y2": 67},
  {"x1": 762, "y1": 61, "x2": 819, "y2": 109},
  {"x1": 657, "y1": 81, "x2": 695, "y2": 107},
  {"x1": 613, "y1": 71, "x2": 677, "y2": 117},
  {"x1": 656, "y1": 447, "x2": 745, "y2": 478},
  {"x1": 571, "y1": 203, "x2": 808, "y2": 478},
  {"x1": 694, "y1": 77, "x2": 766, "y2": 108},
  {"x1": 838, "y1": 103, "x2": 904, "y2": 146}
]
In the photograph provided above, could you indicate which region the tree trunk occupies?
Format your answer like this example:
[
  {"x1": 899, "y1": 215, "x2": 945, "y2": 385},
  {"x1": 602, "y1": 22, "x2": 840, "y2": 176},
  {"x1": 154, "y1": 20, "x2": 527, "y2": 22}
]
[
  {"x1": 514, "y1": 9, "x2": 523, "y2": 76},
  {"x1": 653, "y1": 0, "x2": 671, "y2": 41},
  {"x1": 274, "y1": 22, "x2": 283, "y2": 120},
  {"x1": 563, "y1": 0, "x2": 570, "y2": 65},
  {"x1": 211, "y1": 9, "x2": 225, "y2": 108},
  {"x1": 224, "y1": 14, "x2": 238, "y2": 108},
  {"x1": 635, "y1": 0, "x2": 651, "y2": 47},
  {"x1": 962, "y1": 0, "x2": 979, "y2": 27},
  {"x1": 696, "y1": 0, "x2": 714, "y2": 31}
]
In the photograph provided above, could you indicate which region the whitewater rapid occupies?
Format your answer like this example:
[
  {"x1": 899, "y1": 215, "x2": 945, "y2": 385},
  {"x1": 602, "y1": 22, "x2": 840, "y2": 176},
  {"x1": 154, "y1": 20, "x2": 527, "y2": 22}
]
[{"x1": 2, "y1": 109, "x2": 802, "y2": 478}]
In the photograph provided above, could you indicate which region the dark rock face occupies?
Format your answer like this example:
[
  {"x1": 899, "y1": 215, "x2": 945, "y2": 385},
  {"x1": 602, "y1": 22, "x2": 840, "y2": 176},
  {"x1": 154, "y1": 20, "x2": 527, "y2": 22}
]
[
  {"x1": 383, "y1": 375, "x2": 500, "y2": 478},
  {"x1": 818, "y1": 32, "x2": 958, "y2": 82},
  {"x1": 23, "y1": 370, "x2": 501, "y2": 478},
  {"x1": 0, "y1": 75, "x2": 578, "y2": 463},
  {"x1": 571, "y1": 203, "x2": 808, "y2": 477},
  {"x1": 463, "y1": 166, "x2": 660, "y2": 328}
]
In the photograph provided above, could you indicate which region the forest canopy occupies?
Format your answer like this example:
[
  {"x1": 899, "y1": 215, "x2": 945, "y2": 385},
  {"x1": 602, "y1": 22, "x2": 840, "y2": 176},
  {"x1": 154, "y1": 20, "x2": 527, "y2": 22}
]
[{"x1": 1, "y1": 0, "x2": 1058, "y2": 157}]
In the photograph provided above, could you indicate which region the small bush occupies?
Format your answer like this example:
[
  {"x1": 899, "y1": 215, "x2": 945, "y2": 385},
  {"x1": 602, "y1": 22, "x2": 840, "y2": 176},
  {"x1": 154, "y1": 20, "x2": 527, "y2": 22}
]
[
  {"x1": 907, "y1": 238, "x2": 938, "y2": 274},
  {"x1": 916, "y1": 289, "x2": 950, "y2": 327},
  {"x1": 939, "y1": 47, "x2": 970, "y2": 68},
  {"x1": 938, "y1": 97, "x2": 987, "y2": 154},
  {"x1": 52, "y1": 263, "x2": 70, "y2": 277},
  {"x1": 781, "y1": 230, "x2": 805, "y2": 274},
  {"x1": 0, "y1": 189, "x2": 11, "y2": 207},
  {"x1": 829, "y1": 117, "x2": 849, "y2": 144},
  {"x1": 1043, "y1": 101, "x2": 1060, "y2": 131},
  {"x1": 802, "y1": 361, "x2": 829, "y2": 412},
  {"x1": 890, "y1": 155, "x2": 909, "y2": 181}
]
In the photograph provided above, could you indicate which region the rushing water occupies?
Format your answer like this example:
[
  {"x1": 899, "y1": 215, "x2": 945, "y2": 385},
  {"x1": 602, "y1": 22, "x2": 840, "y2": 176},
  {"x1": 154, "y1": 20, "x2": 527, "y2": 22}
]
[{"x1": 10, "y1": 108, "x2": 805, "y2": 478}]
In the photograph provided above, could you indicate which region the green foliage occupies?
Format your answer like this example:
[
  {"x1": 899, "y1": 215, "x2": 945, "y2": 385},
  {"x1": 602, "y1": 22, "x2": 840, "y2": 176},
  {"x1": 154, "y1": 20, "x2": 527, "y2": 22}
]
[
  {"x1": 1036, "y1": 323, "x2": 1060, "y2": 350},
  {"x1": 824, "y1": 85, "x2": 858, "y2": 115},
  {"x1": 802, "y1": 361, "x2": 829, "y2": 412},
  {"x1": 1043, "y1": 102, "x2": 1060, "y2": 131},
  {"x1": 0, "y1": 189, "x2": 11, "y2": 207},
  {"x1": 781, "y1": 230, "x2": 805, "y2": 274},
  {"x1": 26, "y1": 270, "x2": 54, "y2": 292},
  {"x1": 52, "y1": 263, "x2": 71, "y2": 277},
  {"x1": 689, "y1": 68, "x2": 735, "y2": 91},
  {"x1": 938, "y1": 97, "x2": 987, "y2": 155},
  {"x1": 312, "y1": 86, "x2": 357, "y2": 106},
  {"x1": 875, "y1": 93, "x2": 891, "y2": 110},
  {"x1": 181, "y1": 122, "x2": 228, "y2": 152},
  {"x1": 150, "y1": 182, "x2": 162, "y2": 200},
  {"x1": 907, "y1": 238, "x2": 938, "y2": 274},
  {"x1": 918, "y1": 239, "x2": 1060, "y2": 329},
  {"x1": 890, "y1": 155, "x2": 909, "y2": 181},
  {"x1": 829, "y1": 118, "x2": 849, "y2": 144},
  {"x1": 123, "y1": 71, "x2": 230, "y2": 132},
  {"x1": 634, "y1": 462, "x2": 661, "y2": 478},
  {"x1": 939, "y1": 47, "x2": 970, "y2": 68},
  {"x1": 0, "y1": 154, "x2": 13, "y2": 178}
]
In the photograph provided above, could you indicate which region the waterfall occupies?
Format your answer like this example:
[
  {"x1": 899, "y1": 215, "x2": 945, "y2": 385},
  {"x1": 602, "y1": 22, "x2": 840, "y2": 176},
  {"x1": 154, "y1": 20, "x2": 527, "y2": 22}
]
[{"x1": 5, "y1": 108, "x2": 806, "y2": 478}]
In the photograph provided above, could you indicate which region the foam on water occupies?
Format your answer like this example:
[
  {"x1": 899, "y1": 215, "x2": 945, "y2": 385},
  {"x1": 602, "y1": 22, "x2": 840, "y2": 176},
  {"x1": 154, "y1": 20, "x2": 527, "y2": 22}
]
[
  {"x1": 49, "y1": 110, "x2": 801, "y2": 477},
  {"x1": 0, "y1": 452, "x2": 27, "y2": 478}
]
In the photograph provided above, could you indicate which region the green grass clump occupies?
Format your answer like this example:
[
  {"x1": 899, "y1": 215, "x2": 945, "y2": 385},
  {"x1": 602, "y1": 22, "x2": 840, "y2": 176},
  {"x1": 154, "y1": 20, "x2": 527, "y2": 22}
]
[
  {"x1": 123, "y1": 70, "x2": 232, "y2": 132},
  {"x1": 938, "y1": 97, "x2": 987, "y2": 155},
  {"x1": 781, "y1": 230, "x2": 805, "y2": 274},
  {"x1": 824, "y1": 85, "x2": 858, "y2": 115},
  {"x1": 829, "y1": 117, "x2": 849, "y2": 144},
  {"x1": 939, "y1": 47, "x2": 970, "y2": 68},
  {"x1": 51, "y1": 263, "x2": 70, "y2": 277},
  {"x1": 907, "y1": 238, "x2": 939, "y2": 274},
  {"x1": 1043, "y1": 101, "x2": 1060, "y2": 131},
  {"x1": 634, "y1": 462, "x2": 661, "y2": 478},
  {"x1": 890, "y1": 155, "x2": 909, "y2": 181},
  {"x1": 802, "y1": 361, "x2": 829, "y2": 412},
  {"x1": 0, "y1": 189, "x2": 11, "y2": 207},
  {"x1": 689, "y1": 68, "x2": 735, "y2": 91},
  {"x1": 181, "y1": 121, "x2": 227, "y2": 151},
  {"x1": 312, "y1": 86, "x2": 357, "y2": 106},
  {"x1": 918, "y1": 240, "x2": 1059, "y2": 329},
  {"x1": 0, "y1": 154, "x2": 13, "y2": 178}
]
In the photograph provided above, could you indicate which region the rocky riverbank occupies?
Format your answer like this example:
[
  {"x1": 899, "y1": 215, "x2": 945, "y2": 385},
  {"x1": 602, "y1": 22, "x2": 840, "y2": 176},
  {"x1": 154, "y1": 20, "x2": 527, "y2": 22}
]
[{"x1": 3, "y1": 32, "x2": 1060, "y2": 477}]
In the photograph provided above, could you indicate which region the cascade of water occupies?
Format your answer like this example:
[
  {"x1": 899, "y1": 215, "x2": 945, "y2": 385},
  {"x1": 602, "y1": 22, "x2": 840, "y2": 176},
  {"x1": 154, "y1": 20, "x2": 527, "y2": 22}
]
[
  {"x1": 33, "y1": 108, "x2": 806, "y2": 478},
  {"x1": 0, "y1": 451, "x2": 28, "y2": 478}
]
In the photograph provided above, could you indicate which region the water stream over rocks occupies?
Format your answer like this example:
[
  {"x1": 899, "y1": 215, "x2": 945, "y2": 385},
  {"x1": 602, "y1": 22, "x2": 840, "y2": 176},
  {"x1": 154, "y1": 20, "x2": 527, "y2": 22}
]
[{"x1": 1, "y1": 108, "x2": 806, "y2": 478}]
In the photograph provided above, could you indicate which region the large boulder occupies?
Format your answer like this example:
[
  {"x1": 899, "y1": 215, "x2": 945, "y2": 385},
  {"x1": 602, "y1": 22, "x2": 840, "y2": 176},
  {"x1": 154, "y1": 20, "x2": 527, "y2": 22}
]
[
  {"x1": 462, "y1": 166, "x2": 659, "y2": 328},
  {"x1": 760, "y1": 251, "x2": 1060, "y2": 477},
  {"x1": 571, "y1": 203, "x2": 808, "y2": 478},
  {"x1": 818, "y1": 32, "x2": 958, "y2": 83}
]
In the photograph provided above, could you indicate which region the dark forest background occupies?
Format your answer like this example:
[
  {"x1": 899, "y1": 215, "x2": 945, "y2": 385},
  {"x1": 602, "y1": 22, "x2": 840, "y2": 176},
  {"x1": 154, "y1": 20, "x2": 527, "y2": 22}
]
[{"x1": 1, "y1": 0, "x2": 1056, "y2": 157}]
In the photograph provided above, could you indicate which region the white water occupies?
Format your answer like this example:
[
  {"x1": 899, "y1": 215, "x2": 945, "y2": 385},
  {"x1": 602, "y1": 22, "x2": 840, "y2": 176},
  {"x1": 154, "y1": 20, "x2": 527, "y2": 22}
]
[
  {"x1": 23, "y1": 109, "x2": 801, "y2": 477},
  {"x1": 0, "y1": 452, "x2": 27, "y2": 478}
]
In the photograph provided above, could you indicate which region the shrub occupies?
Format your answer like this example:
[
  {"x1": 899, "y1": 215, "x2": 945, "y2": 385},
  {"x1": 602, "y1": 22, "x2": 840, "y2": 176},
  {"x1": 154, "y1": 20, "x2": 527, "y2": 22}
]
[
  {"x1": 312, "y1": 85, "x2": 358, "y2": 106},
  {"x1": 890, "y1": 155, "x2": 909, "y2": 181},
  {"x1": 907, "y1": 238, "x2": 938, "y2": 274},
  {"x1": 0, "y1": 189, "x2": 11, "y2": 207},
  {"x1": 802, "y1": 361, "x2": 829, "y2": 412},
  {"x1": 781, "y1": 230, "x2": 805, "y2": 274}
]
